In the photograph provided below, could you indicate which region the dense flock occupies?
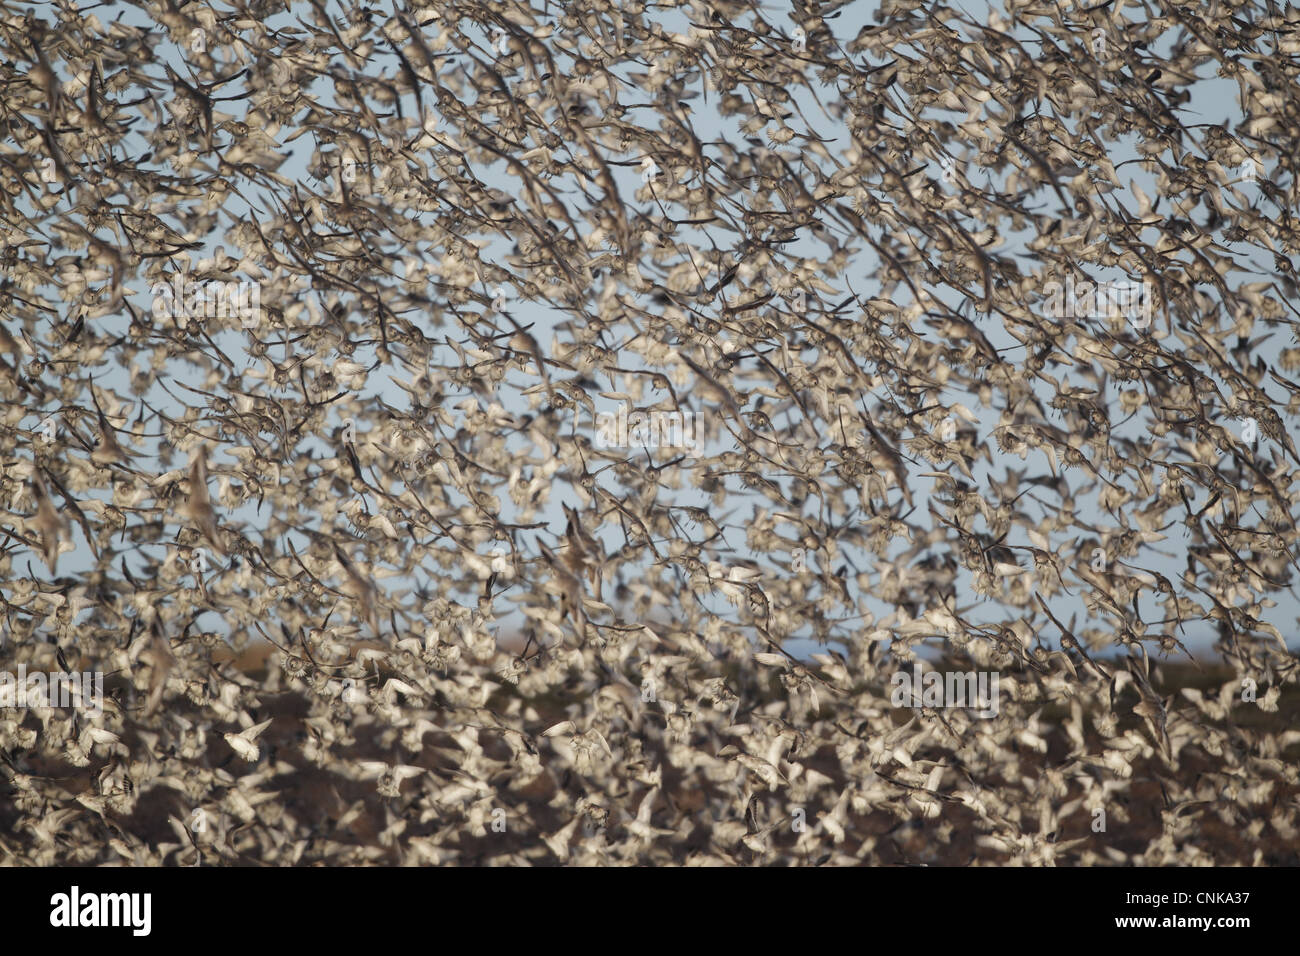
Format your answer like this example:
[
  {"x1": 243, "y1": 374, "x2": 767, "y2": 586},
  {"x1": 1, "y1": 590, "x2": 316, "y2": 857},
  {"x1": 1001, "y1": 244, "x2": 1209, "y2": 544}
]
[{"x1": 0, "y1": 0, "x2": 1297, "y2": 865}]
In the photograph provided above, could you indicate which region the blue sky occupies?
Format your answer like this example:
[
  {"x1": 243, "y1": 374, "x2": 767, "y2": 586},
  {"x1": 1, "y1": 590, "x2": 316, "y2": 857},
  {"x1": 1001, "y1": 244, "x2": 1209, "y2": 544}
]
[{"x1": 9, "y1": 0, "x2": 1294, "y2": 661}]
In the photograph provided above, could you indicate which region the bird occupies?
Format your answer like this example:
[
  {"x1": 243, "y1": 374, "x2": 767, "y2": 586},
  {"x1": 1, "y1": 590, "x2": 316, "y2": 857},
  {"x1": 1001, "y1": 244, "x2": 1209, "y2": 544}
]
[
  {"x1": 0, "y1": 0, "x2": 1293, "y2": 871},
  {"x1": 222, "y1": 718, "x2": 273, "y2": 763}
]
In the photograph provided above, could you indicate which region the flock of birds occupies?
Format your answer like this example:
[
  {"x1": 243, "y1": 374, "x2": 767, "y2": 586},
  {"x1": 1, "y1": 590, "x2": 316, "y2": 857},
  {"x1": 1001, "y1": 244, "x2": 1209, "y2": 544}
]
[{"x1": 0, "y1": 0, "x2": 1298, "y2": 865}]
